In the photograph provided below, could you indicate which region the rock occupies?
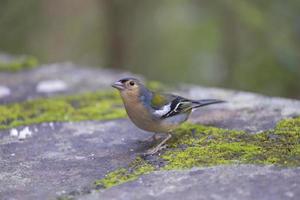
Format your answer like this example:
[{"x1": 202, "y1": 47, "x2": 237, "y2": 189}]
[
  {"x1": 36, "y1": 80, "x2": 68, "y2": 93},
  {"x1": 0, "y1": 85, "x2": 10, "y2": 98},
  {"x1": 79, "y1": 165, "x2": 300, "y2": 200},
  {"x1": 0, "y1": 59, "x2": 300, "y2": 200},
  {"x1": 18, "y1": 127, "x2": 32, "y2": 140},
  {"x1": 0, "y1": 53, "x2": 15, "y2": 63},
  {"x1": 9, "y1": 129, "x2": 18, "y2": 137},
  {"x1": 9, "y1": 127, "x2": 33, "y2": 140},
  {"x1": 0, "y1": 62, "x2": 139, "y2": 103},
  {"x1": 0, "y1": 120, "x2": 151, "y2": 200},
  {"x1": 1, "y1": 60, "x2": 298, "y2": 133}
]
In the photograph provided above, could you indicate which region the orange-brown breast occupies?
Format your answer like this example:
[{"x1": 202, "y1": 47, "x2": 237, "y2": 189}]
[{"x1": 120, "y1": 91, "x2": 174, "y2": 133}]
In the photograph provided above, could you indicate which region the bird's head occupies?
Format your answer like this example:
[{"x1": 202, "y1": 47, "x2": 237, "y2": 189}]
[{"x1": 112, "y1": 77, "x2": 145, "y2": 99}]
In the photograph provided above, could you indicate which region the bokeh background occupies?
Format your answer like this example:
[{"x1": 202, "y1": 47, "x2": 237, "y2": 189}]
[{"x1": 0, "y1": 0, "x2": 299, "y2": 99}]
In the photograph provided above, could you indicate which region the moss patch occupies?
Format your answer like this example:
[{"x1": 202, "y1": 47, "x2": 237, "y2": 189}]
[
  {"x1": 94, "y1": 157, "x2": 154, "y2": 189},
  {"x1": 0, "y1": 90, "x2": 126, "y2": 130},
  {"x1": 93, "y1": 117, "x2": 300, "y2": 189},
  {"x1": 0, "y1": 80, "x2": 166, "y2": 130},
  {"x1": 163, "y1": 117, "x2": 300, "y2": 169},
  {"x1": 0, "y1": 55, "x2": 39, "y2": 72}
]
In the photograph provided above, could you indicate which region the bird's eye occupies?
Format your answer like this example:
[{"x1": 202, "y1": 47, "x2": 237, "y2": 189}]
[{"x1": 129, "y1": 81, "x2": 135, "y2": 86}]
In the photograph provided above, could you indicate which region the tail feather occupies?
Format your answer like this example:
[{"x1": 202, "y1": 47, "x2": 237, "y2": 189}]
[{"x1": 192, "y1": 99, "x2": 226, "y2": 109}]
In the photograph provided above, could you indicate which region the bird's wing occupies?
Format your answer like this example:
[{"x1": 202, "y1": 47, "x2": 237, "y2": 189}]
[
  {"x1": 151, "y1": 93, "x2": 193, "y2": 119},
  {"x1": 159, "y1": 97, "x2": 193, "y2": 119},
  {"x1": 150, "y1": 93, "x2": 173, "y2": 108}
]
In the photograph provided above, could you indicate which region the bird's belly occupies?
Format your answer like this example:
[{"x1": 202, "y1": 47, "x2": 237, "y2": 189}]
[
  {"x1": 160, "y1": 113, "x2": 189, "y2": 130},
  {"x1": 123, "y1": 100, "x2": 189, "y2": 133},
  {"x1": 128, "y1": 109, "x2": 189, "y2": 133},
  {"x1": 123, "y1": 103, "x2": 158, "y2": 132},
  {"x1": 127, "y1": 110, "x2": 168, "y2": 133}
]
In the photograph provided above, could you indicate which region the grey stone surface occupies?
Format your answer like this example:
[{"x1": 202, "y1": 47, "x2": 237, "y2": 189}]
[
  {"x1": 0, "y1": 62, "x2": 138, "y2": 103},
  {"x1": 0, "y1": 119, "x2": 151, "y2": 200},
  {"x1": 182, "y1": 85, "x2": 300, "y2": 132},
  {"x1": 0, "y1": 85, "x2": 10, "y2": 98},
  {"x1": 79, "y1": 165, "x2": 300, "y2": 200},
  {"x1": 1, "y1": 61, "x2": 300, "y2": 200},
  {"x1": 0, "y1": 54, "x2": 30, "y2": 65}
]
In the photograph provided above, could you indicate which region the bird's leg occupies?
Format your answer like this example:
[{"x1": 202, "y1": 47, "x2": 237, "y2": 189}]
[
  {"x1": 145, "y1": 133, "x2": 172, "y2": 155},
  {"x1": 153, "y1": 133, "x2": 161, "y2": 141},
  {"x1": 140, "y1": 133, "x2": 160, "y2": 143},
  {"x1": 150, "y1": 133, "x2": 160, "y2": 141}
]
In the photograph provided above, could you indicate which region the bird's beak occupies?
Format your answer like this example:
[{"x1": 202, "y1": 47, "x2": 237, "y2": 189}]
[{"x1": 112, "y1": 81, "x2": 125, "y2": 90}]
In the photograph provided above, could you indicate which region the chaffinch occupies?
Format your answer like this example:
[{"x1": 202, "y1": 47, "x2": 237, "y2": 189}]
[{"x1": 112, "y1": 77, "x2": 225, "y2": 155}]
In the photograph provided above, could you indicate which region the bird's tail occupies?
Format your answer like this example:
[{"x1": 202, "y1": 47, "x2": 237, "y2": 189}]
[{"x1": 191, "y1": 99, "x2": 226, "y2": 109}]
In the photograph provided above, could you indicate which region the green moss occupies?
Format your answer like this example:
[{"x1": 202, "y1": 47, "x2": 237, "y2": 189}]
[
  {"x1": 0, "y1": 90, "x2": 126, "y2": 130},
  {"x1": 163, "y1": 117, "x2": 300, "y2": 169},
  {"x1": 94, "y1": 157, "x2": 154, "y2": 189},
  {"x1": 275, "y1": 117, "x2": 300, "y2": 135},
  {"x1": 91, "y1": 117, "x2": 300, "y2": 190},
  {"x1": 0, "y1": 56, "x2": 39, "y2": 72}
]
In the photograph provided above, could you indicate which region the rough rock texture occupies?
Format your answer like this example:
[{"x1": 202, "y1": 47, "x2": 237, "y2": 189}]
[
  {"x1": 0, "y1": 61, "x2": 300, "y2": 200},
  {"x1": 79, "y1": 165, "x2": 300, "y2": 200},
  {"x1": 0, "y1": 120, "x2": 150, "y2": 200}
]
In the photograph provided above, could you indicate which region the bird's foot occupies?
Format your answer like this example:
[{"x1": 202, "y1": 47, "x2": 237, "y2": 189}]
[
  {"x1": 144, "y1": 133, "x2": 172, "y2": 155},
  {"x1": 144, "y1": 144, "x2": 167, "y2": 155},
  {"x1": 138, "y1": 133, "x2": 162, "y2": 143}
]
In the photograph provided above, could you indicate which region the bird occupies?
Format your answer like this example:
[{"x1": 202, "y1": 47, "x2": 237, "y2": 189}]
[{"x1": 112, "y1": 77, "x2": 225, "y2": 155}]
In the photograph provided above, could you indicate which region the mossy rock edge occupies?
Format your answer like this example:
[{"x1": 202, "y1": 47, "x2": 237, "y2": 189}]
[
  {"x1": 94, "y1": 117, "x2": 300, "y2": 189},
  {"x1": 0, "y1": 55, "x2": 39, "y2": 72},
  {"x1": 0, "y1": 90, "x2": 126, "y2": 130},
  {"x1": 0, "y1": 81, "x2": 167, "y2": 130}
]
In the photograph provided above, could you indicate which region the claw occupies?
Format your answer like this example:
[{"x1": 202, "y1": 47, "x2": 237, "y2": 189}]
[{"x1": 144, "y1": 133, "x2": 172, "y2": 155}]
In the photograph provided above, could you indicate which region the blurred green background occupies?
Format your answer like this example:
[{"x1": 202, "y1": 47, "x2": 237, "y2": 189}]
[{"x1": 0, "y1": 0, "x2": 299, "y2": 99}]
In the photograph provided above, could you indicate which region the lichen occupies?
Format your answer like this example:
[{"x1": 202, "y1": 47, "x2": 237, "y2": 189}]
[
  {"x1": 0, "y1": 55, "x2": 39, "y2": 72},
  {"x1": 93, "y1": 117, "x2": 300, "y2": 189},
  {"x1": 94, "y1": 157, "x2": 154, "y2": 189},
  {"x1": 163, "y1": 117, "x2": 300, "y2": 169},
  {"x1": 0, "y1": 90, "x2": 126, "y2": 130}
]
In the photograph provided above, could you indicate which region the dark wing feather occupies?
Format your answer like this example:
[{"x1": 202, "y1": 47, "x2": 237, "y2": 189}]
[
  {"x1": 150, "y1": 92, "x2": 225, "y2": 119},
  {"x1": 161, "y1": 97, "x2": 193, "y2": 119}
]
